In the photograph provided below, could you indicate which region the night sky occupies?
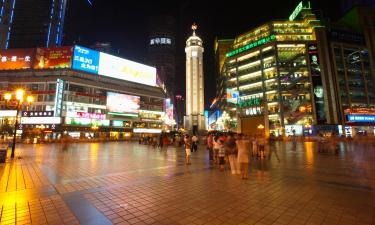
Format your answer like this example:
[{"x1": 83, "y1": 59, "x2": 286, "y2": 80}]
[{"x1": 64, "y1": 0, "x2": 341, "y2": 109}]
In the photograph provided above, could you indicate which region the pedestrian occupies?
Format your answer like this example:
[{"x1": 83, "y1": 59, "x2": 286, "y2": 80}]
[
  {"x1": 158, "y1": 134, "x2": 163, "y2": 149},
  {"x1": 192, "y1": 134, "x2": 198, "y2": 152},
  {"x1": 257, "y1": 134, "x2": 266, "y2": 158},
  {"x1": 225, "y1": 133, "x2": 240, "y2": 175},
  {"x1": 252, "y1": 135, "x2": 258, "y2": 157},
  {"x1": 184, "y1": 134, "x2": 192, "y2": 165},
  {"x1": 213, "y1": 133, "x2": 221, "y2": 164},
  {"x1": 207, "y1": 133, "x2": 214, "y2": 162},
  {"x1": 236, "y1": 134, "x2": 250, "y2": 179},
  {"x1": 218, "y1": 136, "x2": 226, "y2": 171}
]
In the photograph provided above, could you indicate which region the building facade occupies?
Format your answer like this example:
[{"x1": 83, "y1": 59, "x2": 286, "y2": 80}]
[
  {"x1": 217, "y1": 2, "x2": 375, "y2": 137},
  {"x1": 0, "y1": 0, "x2": 67, "y2": 49},
  {"x1": 0, "y1": 45, "x2": 166, "y2": 141},
  {"x1": 184, "y1": 24, "x2": 205, "y2": 133}
]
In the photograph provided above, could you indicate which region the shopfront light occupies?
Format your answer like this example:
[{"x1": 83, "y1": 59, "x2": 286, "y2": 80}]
[
  {"x1": 26, "y1": 95, "x2": 34, "y2": 104},
  {"x1": 16, "y1": 89, "x2": 25, "y2": 101},
  {"x1": 4, "y1": 93, "x2": 12, "y2": 101}
]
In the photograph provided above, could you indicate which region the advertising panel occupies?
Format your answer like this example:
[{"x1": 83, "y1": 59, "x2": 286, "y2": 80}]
[
  {"x1": 226, "y1": 88, "x2": 239, "y2": 104},
  {"x1": 72, "y1": 45, "x2": 99, "y2": 74},
  {"x1": 66, "y1": 111, "x2": 106, "y2": 120},
  {"x1": 106, "y1": 92, "x2": 140, "y2": 116},
  {"x1": 21, "y1": 117, "x2": 61, "y2": 125},
  {"x1": 98, "y1": 52, "x2": 156, "y2": 86},
  {"x1": 308, "y1": 43, "x2": 326, "y2": 124},
  {"x1": 347, "y1": 115, "x2": 375, "y2": 123},
  {"x1": 0, "y1": 49, "x2": 34, "y2": 70},
  {"x1": 133, "y1": 128, "x2": 162, "y2": 134},
  {"x1": 164, "y1": 98, "x2": 174, "y2": 125},
  {"x1": 34, "y1": 46, "x2": 73, "y2": 69},
  {"x1": 285, "y1": 125, "x2": 303, "y2": 136},
  {"x1": 0, "y1": 110, "x2": 17, "y2": 117},
  {"x1": 65, "y1": 117, "x2": 110, "y2": 126},
  {"x1": 22, "y1": 111, "x2": 54, "y2": 117}
]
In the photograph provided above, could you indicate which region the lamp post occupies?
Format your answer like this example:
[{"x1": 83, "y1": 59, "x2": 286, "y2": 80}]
[{"x1": 4, "y1": 89, "x2": 33, "y2": 158}]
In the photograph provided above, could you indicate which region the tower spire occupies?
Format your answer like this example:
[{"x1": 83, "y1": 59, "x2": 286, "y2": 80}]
[{"x1": 191, "y1": 23, "x2": 197, "y2": 36}]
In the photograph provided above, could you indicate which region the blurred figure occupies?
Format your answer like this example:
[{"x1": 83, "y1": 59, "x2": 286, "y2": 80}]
[
  {"x1": 236, "y1": 134, "x2": 250, "y2": 179},
  {"x1": 213, "y1": 134, "x2": 220, "y2": 164},
  {"x1": 257, "y1": 134, "x2": 266, "y2": 158},
  {"x1": 218, "y1": 136, "x2": 226, "y2": 171},
  {"x1": 207, "y1": 133, "x2": 214, "y2": 162},
  {"x1": 184, "y1": 134, "x2": 192, "y2": 165},
  {"x1": 226, "y1": 133, "x2": 239, "y2": 175},
  {"x1": 192, "y1": 134, "x2": 198, "y2": 152}
]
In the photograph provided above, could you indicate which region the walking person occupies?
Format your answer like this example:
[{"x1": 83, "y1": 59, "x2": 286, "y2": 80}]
[
  {"x1": 217, "y1": 136, "x2": 226, "y2": 171},
  {"x1": 191, "y1": 134, "x2": 198, "y2": 152},
  {"x1": 226, "y1": 133, "x2": 240, "y2": 175},
  {"x1": 213, "y1": 134, "x2": 220, "y2": 164},
  {"x1": 207, "y1": 133, "x2": 214, "y2": 162},
  {"x1": 236, "y1": 134, "x2": 250, "y2": 179},
  {"x1": 184, "y1": 134, "x2": 192, "y2": 165}
]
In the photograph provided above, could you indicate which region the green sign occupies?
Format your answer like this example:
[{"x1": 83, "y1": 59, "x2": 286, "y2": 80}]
[
  {"x1": 65, "y1": 117, "x2": 110, "y2": 126},
  {"x1": 237, "y1": 98, "x2": 262, "y2": 108},
  {"x1": 226, "y1": 35, "x2": 276, "y2": 58},
  {"x1": 289, "y1": 1, "x2": 310, "y2": 21}
]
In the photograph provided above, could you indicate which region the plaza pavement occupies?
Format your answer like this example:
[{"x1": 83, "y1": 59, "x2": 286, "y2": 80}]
[{"x1": 0, "y1": 141, "x2": 374, "y2": 225}]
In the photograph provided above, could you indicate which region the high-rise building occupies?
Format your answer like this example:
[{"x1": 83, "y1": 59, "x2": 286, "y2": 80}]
[
  {"x1": 146, "y1": 15, "x2": 176, "y2": 93},
  {"x1": 216, "y1": 1, "x2": 375, "y2": 137},
  {"x1": 184, "y1": 24, "x2": 205, "y2": 133},
  {"x1": 0, "y1": 0, "x2": 67, "y2": 49}
]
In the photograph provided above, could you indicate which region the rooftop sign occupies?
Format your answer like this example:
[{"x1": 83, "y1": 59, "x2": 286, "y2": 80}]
[
  {"x1": 226, "y1": 35, "x2": 276, "y2": 58},
  {"x1": 289, "y1": 1, "x2": 310, "y2": 21}
]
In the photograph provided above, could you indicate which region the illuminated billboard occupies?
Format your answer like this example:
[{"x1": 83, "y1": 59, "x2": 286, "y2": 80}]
[
  {"x1": 106, "y1": 92, "x2": 140, "y2": 116},
  {"x1": 0, "y1": 49, "x2": 34, "y2": 70},
  {"x1": 72, "y1": 45, "x2": 99, "y2": 74},
  {"x1": 98, "y1": 52, "x2": 156, "y2": 86},
  {"x1": 34, "y1": 47, "x2": 73, "y2": 69}
]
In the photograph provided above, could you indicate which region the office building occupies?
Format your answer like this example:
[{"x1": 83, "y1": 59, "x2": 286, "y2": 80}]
[{"x1": 0, "y1": 0, "x2": 67, "y2": 49}]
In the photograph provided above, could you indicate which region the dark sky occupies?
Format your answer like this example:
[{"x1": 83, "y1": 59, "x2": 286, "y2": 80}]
[{"x1": 64, "y1": 0, "x2": 342, "y2": 108}]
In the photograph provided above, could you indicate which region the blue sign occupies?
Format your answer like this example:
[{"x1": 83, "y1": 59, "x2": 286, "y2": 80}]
[
  {"x1": 347, "y1": 115, "x2": 375, "y2": 123},
  {"x1": 72, "y1": 45, "x2": 99, "y2": 74}
]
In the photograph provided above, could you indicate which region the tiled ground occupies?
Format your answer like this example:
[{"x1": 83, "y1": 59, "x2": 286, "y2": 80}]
[{"x1": 0, "y1": 141, "x2": 374, "y2": 225}]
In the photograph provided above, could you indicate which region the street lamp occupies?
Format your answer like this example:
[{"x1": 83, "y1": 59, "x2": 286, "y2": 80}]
[{"x1": 4, "y1": 89, "x2": 33, "y2": 158}]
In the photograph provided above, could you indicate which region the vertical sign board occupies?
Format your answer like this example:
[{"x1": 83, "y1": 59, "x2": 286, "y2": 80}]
[
  {"x1": 308, "y1": 44, "x2": 326, "y2": 124},
  {"x1": 54, "y1": 79, "x2": 64, "y2": 117}
]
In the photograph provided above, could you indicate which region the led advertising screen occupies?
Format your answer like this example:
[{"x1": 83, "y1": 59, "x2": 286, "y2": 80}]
[
  {"x1": 72, "y1": 45, "x2": 99, "y2": 74},
  {"x1": 0, "y1": 49, "x2": 34, "y2": 70},
  {"x1": 34, "y1": 46, "x2": 73, "y2": 69},
  {"x1": 106, "y1": 92, "x2": 140, "y2": 116},
  {"x1": 98, "y1": 52, "x2": 156, "y2": 86}
]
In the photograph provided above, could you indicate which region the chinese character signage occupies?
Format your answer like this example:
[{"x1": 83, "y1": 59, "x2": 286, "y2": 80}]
[
  {"x1": 72, "y1": 45, "x2": 99, "y2": 74},
  {"x1": 347, "y1": 115, "x2": 375, "y2": 123},
  {"x1": 150, "y1": 37, "x2": 172, "y2": 45},
  {"x1": 54, "y1": 79, "x2": 64, "y2": 117},
  {"x1": 22, "y1": 111, "x2": 54, "y2": 117},
  {"x1": 98, "y1": 52, "x2": 156, "y2": 86},
  {"x1": 34, "y1": 47, "x2": 73, "y2": 69},
  {"x1": 0, "y1": 49, "x2": 34, "y2": 70}
]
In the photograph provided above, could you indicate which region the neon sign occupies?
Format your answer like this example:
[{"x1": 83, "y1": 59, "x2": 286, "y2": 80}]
[{"x1": 226, "y1": 35, "x2": 276, "y2": 58}]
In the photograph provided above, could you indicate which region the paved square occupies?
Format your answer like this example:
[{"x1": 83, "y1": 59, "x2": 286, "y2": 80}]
[{"x1": 0, "y1": 141, "x2": 374, "y2": 224}]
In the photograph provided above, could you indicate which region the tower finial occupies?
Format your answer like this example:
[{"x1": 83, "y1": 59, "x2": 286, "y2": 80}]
[{"x1": 191, "y1": 23, "x2": 197, "y2": 35}]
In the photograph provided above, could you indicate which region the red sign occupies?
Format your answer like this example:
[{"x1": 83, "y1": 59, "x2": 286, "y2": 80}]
[
  {"x1": 34, "y1": 46, "x2": 73, "y2": 69},
  {"x1": 76, "y1": 112, "x2": 106, "y2": 120},
  {"x1": 0, "y1": 49, "x2": 34, "y2": 70},
  {"x1": 344, "y1": 108, "x2": 375, "y2": 115}
]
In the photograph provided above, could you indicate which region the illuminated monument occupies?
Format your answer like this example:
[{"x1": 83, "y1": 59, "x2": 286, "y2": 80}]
[{"x1": 184, "y1": 24, "x2": 206, "y2": 133}]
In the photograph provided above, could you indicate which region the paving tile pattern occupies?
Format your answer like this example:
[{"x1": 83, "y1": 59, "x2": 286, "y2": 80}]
[{"x1": 0, "y1": 141, "x2": 373, "y2": 225}]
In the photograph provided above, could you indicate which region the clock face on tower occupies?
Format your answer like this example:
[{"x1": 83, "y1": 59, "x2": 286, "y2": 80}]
[{"x1": 192, "y1": 51, "x2": 197, "y2": 57}]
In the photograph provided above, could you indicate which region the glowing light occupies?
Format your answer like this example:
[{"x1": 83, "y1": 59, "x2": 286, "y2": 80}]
[
  {"x1": 16, "y1": 89, "x2": 24, "y2": 101},
  {"x1": 4, "y1": 93, "x2": 11, "y2": 101}
]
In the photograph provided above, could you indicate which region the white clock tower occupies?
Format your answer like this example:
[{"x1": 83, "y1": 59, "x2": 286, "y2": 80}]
[{"x1": 184, "y1": 24, "x2": 205, "y2": 133}]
